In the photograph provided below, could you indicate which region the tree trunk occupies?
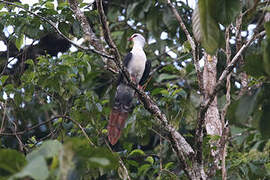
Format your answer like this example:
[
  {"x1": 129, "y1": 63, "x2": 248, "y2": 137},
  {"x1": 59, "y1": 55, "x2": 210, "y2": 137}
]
[{"x1": 203, "y1": 53, "x2": 222, "y2": 172}]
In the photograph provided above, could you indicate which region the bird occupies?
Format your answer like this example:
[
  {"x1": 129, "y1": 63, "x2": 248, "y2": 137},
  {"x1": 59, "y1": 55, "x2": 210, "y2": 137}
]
[{"x1": 107, "y1": 33, "x2": 151, "y2": 145}]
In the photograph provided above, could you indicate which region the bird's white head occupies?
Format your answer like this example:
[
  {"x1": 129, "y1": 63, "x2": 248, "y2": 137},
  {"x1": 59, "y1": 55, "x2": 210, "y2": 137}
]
[{"x1": 128, "y1": 33, "x2": 146, "y2": 48}]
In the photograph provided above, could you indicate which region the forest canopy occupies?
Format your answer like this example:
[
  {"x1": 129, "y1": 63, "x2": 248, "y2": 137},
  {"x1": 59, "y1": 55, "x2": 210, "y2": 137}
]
[{"x1": 0, "y1": 0, "x2": 270, "y2": 179}]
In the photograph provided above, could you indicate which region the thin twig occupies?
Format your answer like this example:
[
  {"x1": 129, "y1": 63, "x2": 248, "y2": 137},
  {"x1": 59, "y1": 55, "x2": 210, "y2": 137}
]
[
  {"x1": 0, "y1": 115, "x2": 94, "y2": 148},
  {"x1": 103, "y1": 137, "x2": 131, "y2": 180},
  {"x1": 63, "y1": 116, "x2": 95, "y2": 146},
  {"x1": 159, "y1": 133, "x2": 163, "y2": 176},
  {"x1": 0, "y1": 116, "x2": 60, "y2": 136},
  {"x1": 11, "y1": 120, "x2": 27, "y2": 153},
  {"x1": 220, "y1": 26, "x2": 232, "y2": 180},
  {"x1": 167, "y1": 0, "x2": 195, "y2": 50},
  {"x1": 0, "y1": 101, "x2": 7, "y2": 133}
]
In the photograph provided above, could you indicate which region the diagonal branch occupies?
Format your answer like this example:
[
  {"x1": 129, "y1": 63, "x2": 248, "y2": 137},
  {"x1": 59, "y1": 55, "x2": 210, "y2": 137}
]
[
  {"x1": 195, "y1": 30, "x2": 266, "y2": 159},
  {"x1": 167, "y1": 0, "x2": 203, "y2": 92},
  {"x1": 167, "y1": 0, "x2": 195, "y2": 50},
  {"x1": 95, "y1": 0, "x2": 122, "y2": 67},
  {"x1": 201, "y1": 30, "x2": 266, "y2": 117},
  {"x1": 95, "y1": 0, "x2": 207, "y2": 179},
  {"x1": 68, "y1": 0, "x2": 118, "y2": 73}
]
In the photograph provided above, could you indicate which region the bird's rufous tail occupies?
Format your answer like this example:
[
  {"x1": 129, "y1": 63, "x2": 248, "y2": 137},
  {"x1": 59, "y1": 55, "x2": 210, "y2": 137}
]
[
  {"x1": 108, "y1": 109, "x2": 129, "y2": 145},
  {"x1": 107, "y1": 83, "x2": 134, "y2": 145}
]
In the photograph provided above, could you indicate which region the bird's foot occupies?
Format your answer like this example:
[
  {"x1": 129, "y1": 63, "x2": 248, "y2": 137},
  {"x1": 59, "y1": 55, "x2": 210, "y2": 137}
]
[
  {"x1": 131, "y1": 76, "x2": 137, "y2": 83},
  {"x1": 138, "y1": 85, "x2": 143, "y2": 90}
]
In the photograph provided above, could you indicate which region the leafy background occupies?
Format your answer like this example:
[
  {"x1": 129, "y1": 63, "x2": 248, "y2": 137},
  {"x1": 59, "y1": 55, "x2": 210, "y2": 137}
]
[{"x1": 0, "y1": 0, "x2": 270, "y2": 179}]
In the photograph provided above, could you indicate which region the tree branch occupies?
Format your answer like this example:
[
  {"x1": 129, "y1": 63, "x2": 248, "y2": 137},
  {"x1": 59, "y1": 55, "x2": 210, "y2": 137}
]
[
  {"x1": 167, "y1": 0, "x2": 203, "y2": 92},
  {"x1": 0, "y1": 116, "x2": 59, "y2": 136},
  {"x1": 195, "y1": 30, "x2": 266, "y2": 161},
  {"x1": 95, "y1": 0, "x2": 122, "y2": 68},
  {"x1": 63, "y1": 116, "x2": 95, "y2": 146},
  {"x1": 202, "y1": 30, "x2": 265, "y2": 113},
  {"x1": 0, "y1": 101, "x2": 7, "y2": 133},
  {"x1": 220, "y1": 26, "x2": 232, "y2": 180},
  {"x1": 167, "y1": 0, "x2": 195, "y2": 50},
  {"x1": 0, "y1": 115, "x2": 94, "y2": 147},
  {"x1": 94, "y1": 1, "x2": 206, "y2": 179},
  {"x1": 103, "y1": 137, "x2": 131, "y2": 180}
]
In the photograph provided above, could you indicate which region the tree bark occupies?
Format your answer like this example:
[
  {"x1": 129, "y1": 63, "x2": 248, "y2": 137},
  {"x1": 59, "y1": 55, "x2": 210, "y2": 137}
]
[{"x1": 203, "y1": 54, "x2": 222, "y2": 174}]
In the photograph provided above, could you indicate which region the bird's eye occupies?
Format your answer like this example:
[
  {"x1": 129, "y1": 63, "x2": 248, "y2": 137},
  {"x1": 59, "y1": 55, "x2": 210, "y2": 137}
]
[{"x1": 133, "y1": 35, "x2": 137, "y2": 38}]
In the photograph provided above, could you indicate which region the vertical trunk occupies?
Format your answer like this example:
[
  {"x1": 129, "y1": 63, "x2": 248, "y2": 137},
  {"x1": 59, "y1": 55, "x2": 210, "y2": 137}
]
[{"x1": 203, "y1": 54, "x2": 222, "y2": 171}]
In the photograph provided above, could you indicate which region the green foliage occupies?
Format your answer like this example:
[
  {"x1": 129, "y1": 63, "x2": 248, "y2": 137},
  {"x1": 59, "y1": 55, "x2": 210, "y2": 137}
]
[
  {"x1": 194, "y1": 0, "x2": 240, "y2": 54},
  {"x1": 0, "y1": 149, "x2": 26, "y2": 179},
  {"x1": 215, "y1": 0, "x2": 241, "y2": 26},
  {"x1": 0, "y1": 0, "x2": 269, "y2": 179},
  {"x1": 26, "y1": 140, "x2": 62, "y2": 161},
  {"x1": 1, "y1": 139, "x2": 119, "y2": 179},
  {"x1": 198, "y1": 0, "x2": 221, "y2": 54},
  {"x1": 11, "y1": 156, "x2": 49, "y2": 180},
  {"x1": 226, "y1": 127, "x2": 270, "y2": 179}
]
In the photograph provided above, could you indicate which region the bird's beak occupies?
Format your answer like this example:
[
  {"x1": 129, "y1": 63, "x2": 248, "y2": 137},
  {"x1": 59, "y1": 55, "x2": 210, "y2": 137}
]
[{"x1": 128, "y1": 37, "x2": 133, "y2": 41}]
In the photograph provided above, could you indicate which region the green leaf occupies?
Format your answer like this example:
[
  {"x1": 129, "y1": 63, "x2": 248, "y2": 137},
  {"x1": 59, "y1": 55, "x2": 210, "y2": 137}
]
[
  {"x1": 65, "y1": 138, "x2": 119, "y2": 169},
  {"x1": 128, "y1": 149, "x2": 145, "y2": 157},
  {"x1": 216, "y1": 0, "x2": 241, "y2": 26},
  {"x1": 127, "y1": 160, "x2": 139, "y2": 167},
  {"x1": 265, "y1": 22, "x2": 270, "y2": 38},
  {"x1": 138, "y1": 164, "x2": 151, "y2": 175},
  {"x1": 0, "y1": 149, "x2": 26, "y2": 176},
  {"x1": 263, "y1": 40, "x2": 270, "y2": 76},
  {"x1": 192, "y1": 5, "x2": 202, "y2": 42},
  {"x1": 146, "y1": 8, "x2": 160, "y2": 38},
  {"x1": 0, "y1": 3, "x2": 4, "y2": 10},
  {"x1": 156, "y1": 73, "x2": 178, "y2": 83},
  {"x1": 235, "y1": 88, "x2": 261, "y2": 123},
  {"x1": 126, "y1": 2, "x2": 139, "y2": 18},
  {"x1": 11, "y1": 156, "x2": 49, "y2": 180},
  {"x1": 198, "y1": 0, "x2": 220, "y2": 54},
  {"x1": 0, "y1": 75, "x2": 8, "y2": 86},
  {"x1": 45, "y1": 2, "x2": 54, "y2": 9},
  {"x1": 244, "y1": 50, "x2": 265, "y2": 77},
  {"x1": 165, "y1": 162, "x2": 174, "y2": 170},
  {"x1": 25, "y1": 59, "x2": 34, "y2": 66},
  {"x1": 72, "y1": 20, "x2": 82, "y2": 37},
  {"x1": 59, "y1": 22, "x2": 71, "y2": 36},
  {"x1": 26, "y1": 140, "x2": 62, "y2": 161},
  {"x1": 145, "y1": 156, "x2": 154, "y2": 165},
  {"x1": 259, "y1": 85, "x2": 270, "y2": 138},
  {"x1": 86, "y1": 61, "x2": 91, "y2": 73},
  {"x1": 163, "y1": 7, "x2": 177, "y2": 29},
  {"x1": 15, "y1": 34, "x2": 24, "y2": 50},
  {"x1": 107, "y1": 7, "x2": 120, "y2": 21},
  {"x1": 77, "y1": 51, "x2": 84, "y2": 58}
]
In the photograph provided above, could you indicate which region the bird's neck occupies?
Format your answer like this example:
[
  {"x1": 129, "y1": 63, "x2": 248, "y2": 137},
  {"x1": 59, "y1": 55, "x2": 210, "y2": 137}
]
[{"x1": 132, "y1": 42, "x2": 144, "y2": 51}]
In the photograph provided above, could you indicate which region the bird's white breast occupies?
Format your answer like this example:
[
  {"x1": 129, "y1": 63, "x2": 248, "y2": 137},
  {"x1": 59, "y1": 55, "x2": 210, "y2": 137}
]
[{"x1": 128, "y1": 48, "x2": 146, "y2": 83}]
